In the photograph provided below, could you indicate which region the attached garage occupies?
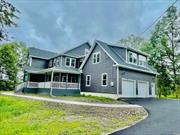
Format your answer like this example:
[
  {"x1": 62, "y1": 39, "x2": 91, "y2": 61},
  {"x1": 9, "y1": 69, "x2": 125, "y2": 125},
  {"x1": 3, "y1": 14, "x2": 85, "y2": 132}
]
[
  {"x1": 121, "y1": 78, "x2": 136, "y2": 97},
  {"x1": 137, "y1": 81, "x2": 149, "y2": 97}
]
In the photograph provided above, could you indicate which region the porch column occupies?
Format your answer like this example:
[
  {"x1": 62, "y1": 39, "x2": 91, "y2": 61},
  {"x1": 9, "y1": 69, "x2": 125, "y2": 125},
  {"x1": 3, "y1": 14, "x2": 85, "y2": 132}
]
[
  {"x1": 50, "y1": 70, "x2": 54, "y2": 96},
  {"x1": 78, "y1": 74, "x2": 81, "y2": 91},
  {"x1": 66, "y1": 73, "x2": 68, "y2": 90}
]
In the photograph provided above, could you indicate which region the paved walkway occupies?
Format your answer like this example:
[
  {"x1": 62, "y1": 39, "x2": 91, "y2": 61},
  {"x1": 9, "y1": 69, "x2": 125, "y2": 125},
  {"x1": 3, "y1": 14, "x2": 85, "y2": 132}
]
[{"x1": 1, "y1": 92, "x2": 141, "y2": 108}]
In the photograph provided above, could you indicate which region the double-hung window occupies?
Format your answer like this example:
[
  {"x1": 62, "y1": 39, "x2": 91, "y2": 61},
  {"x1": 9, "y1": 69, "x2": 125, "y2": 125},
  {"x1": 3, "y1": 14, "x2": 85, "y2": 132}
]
[
  {"x1": 128, "y1": 51, "x2": 137, "y2": 65},
  {"x1": 65, "y1": 57, "x2": 71, "y2": 67},
  {"x1": 86, "y1": 75, "x2": 91, "y2": 87},
  {"x1": 65, "y1": 57, "x2": 76, "y2": 68},
  {"x1": 101, "y1": 73, "x2": 108, "y2": 86},
  {"x1": 92, "y1": 52, "x2": 101, "y2": 64},
  {"x1": 139, "y1": 55, "x2": 147, "y2": 67}
]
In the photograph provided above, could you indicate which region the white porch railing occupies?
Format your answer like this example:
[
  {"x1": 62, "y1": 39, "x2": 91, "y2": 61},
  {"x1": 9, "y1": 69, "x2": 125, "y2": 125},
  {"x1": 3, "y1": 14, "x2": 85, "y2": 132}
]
[{"x1": 26, "y1": 81, "x2": 79, "y2": 89}]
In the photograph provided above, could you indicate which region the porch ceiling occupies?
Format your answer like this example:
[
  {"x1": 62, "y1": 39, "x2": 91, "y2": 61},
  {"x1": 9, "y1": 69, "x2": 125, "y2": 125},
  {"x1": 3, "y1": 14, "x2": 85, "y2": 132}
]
[{"x1": 25, "y1": 66, "x2": 82, "y2": 74}]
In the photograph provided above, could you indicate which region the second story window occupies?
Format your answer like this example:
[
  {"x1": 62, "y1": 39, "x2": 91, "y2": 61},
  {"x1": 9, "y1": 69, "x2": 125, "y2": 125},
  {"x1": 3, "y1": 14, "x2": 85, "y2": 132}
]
[
  {"x1": 128, "y1": 51, "x2": 137, "y2": 65},
  {"x1": 65, "y1": 58, "x2": 71, "y2": 67},
  {"x1": 71, "y1": 58, "x2": 76, "y2": 67},
  {"x1": 65, "y1": 57, "x2": 76, "y2": 68},
  {"x1": 92, "y1": 52, "x2": 101, "y2": 64},
  {"x1": 139, "y1": 55, "x2": 147, "y2": 67}
]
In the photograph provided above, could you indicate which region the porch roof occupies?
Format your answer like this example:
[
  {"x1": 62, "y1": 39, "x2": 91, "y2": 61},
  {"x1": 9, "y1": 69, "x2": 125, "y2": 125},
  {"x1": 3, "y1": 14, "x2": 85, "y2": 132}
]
[{"x1": 25, "y1": 66, "x2": 82, "y2": 74}]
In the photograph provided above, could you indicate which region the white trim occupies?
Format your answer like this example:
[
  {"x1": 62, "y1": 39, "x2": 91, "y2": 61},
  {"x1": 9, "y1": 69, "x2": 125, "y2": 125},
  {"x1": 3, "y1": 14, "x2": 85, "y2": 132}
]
[
  {"x1": 65, "y1": 57, "x2": 71, "y2": 67},
  {"x1": 127, "y1": 51, "x2": 138, "y2": 65},
  {"x1": 101, "y1": 73, "x2": 108, "y2": 87},
  {"x1": 117, "y1": 67, "x2": 119, "y2": 95},
  {"x1": 114, "y1": 64, "x2": 156, "y2": 74},
  {"x1": 92, "y1": 51, "x2": 101, "y2": 64},
  {"x1": 125, "y1": 48, "x2": 128, "y2": 63},
  {"x1": 86, "y1": 75, "x2": 91, "y2": 87},
  {"x1": 29, "y1": 57, "x2": 32, "y2": 66},
  {"x1": 65, "y1": 57, "x2": 76, "y2": 68}
]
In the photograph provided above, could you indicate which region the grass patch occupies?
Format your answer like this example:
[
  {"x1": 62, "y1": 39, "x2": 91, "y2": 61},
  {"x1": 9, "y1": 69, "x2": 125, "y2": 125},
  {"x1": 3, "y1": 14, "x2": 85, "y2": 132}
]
[
  {"x1": 160, "y1": 94, "x2": 180, "y2": 100},
  {"x1": 22, "y1": 93, "x2": 126, "y2": 104},
  {"x1": 0, "y1": 95, "x2": 147, "y2": 135}
]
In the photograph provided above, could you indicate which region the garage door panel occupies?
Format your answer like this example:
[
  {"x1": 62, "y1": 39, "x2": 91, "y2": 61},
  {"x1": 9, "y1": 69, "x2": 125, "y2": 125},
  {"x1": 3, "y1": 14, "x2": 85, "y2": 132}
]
[
  {"x1": 122, "y1": 79, "x2": 136, "y2": 97},
  {"x1": 137, "y1": 81, "x2": 149, "y2": 97}
]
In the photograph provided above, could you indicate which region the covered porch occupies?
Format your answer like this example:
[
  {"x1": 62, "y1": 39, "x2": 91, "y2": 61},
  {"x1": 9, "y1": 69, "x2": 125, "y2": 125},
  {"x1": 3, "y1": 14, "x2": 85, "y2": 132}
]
[{"x1": 19, "y1": 67, "x2": 82, "y2": 96}]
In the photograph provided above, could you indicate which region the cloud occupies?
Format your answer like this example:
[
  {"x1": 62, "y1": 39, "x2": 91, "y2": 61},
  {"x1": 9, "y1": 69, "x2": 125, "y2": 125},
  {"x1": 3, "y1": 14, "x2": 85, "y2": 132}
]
[{"x1": 8, "y1": 0, "x2": 175, "y2": 52}]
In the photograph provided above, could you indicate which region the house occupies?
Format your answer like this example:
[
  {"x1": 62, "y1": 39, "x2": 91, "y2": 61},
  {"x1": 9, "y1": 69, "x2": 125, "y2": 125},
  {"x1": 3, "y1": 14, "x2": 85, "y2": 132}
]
[{"x1": 16, "y1": 40, "x2": 157, "y2": 98}]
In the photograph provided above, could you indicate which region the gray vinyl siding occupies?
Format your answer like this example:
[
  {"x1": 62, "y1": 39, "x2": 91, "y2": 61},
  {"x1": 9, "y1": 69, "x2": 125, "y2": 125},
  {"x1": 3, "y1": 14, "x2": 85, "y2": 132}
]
[
  {"x1": 31, "y1": 58, "x2": 47, "y2": 68},
  {"x1": 82, "y1": 44, "x2": 117, "y2": 94},
  {"x1": 118, "y1": 67, "x2": 156, "y2": 94}
]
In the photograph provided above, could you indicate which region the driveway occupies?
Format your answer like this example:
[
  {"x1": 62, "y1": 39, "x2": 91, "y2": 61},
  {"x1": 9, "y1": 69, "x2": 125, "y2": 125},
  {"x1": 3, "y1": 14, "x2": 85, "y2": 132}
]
[{"x1": 112, "y1": 98, "x2": 180, "y2": 135}]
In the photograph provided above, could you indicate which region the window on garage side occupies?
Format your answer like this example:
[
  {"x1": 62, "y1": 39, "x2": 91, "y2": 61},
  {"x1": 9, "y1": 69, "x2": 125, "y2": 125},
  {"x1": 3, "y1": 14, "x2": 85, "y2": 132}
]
[
  {"x1": 128, "y1": 51, "x2": 137, "y2": 65},
  {"x1": 101, "y1": 73, "x2": 108, "y2": 86},
  {"x1": 139, "y1": 55, "x2": 147, "y2": 67},
  {"x1": 86, "y1": 75, "x2": 91, "y2": 87}
]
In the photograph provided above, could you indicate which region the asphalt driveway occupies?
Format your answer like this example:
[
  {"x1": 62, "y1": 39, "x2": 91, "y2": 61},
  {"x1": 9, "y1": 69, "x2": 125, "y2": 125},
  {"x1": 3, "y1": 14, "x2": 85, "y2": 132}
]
[{"x1": 112, "y1": 98, "x2": 180, "y2": 135}]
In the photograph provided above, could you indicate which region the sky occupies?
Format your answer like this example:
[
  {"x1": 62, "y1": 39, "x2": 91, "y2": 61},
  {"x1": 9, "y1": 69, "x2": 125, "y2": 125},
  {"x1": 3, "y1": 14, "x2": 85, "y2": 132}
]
[{"x1": 8, "y1": 0, "x2": 180, "y2": 53}]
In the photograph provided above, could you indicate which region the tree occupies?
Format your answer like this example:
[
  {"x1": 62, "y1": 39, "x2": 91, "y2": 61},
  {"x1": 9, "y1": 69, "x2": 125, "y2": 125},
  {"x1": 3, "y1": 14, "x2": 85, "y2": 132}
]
[
  {"x1": 0, "y1": 43, "x2": 18, "y2": 90},
  {"x1": 117, "y1": 34, "x2": 146, "y2": 50},
  {"x1": 0, "y1": 42, "x2": 28, "y2": 90},
  {"x1": 0, "y1": 0, "x2": 20, "y2": 41},
  {"x1": 142, "y1": 6, "x2": 180, "y2": 96}
]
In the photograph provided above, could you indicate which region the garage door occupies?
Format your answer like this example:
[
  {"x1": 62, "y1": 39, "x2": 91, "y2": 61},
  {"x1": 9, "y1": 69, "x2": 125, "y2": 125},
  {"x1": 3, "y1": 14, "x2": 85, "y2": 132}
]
[
  {"x1": 137, "y1": 81, "x2": 149, "y2": 97},
  {"x1": 122, "y1": 78, "x2": 136, "y2": 97}
]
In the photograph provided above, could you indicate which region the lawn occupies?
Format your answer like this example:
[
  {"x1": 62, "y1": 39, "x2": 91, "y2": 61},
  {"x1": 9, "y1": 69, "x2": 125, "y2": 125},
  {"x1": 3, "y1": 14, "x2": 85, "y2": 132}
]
[
  {"x1": 0, "y1": 95, "x2": 147, "y2": 135},
  {"x1": 23, "y1": 93, "x2": 126, "y2": 104}
]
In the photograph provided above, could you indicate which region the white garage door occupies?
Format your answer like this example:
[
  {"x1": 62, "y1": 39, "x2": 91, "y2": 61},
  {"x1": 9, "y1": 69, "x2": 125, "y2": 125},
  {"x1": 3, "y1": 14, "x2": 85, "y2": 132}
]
[
  {"x1": 137, "y1": 81, "x2": 149, "y2": 97},
  {"x1": 122, "y1": 78, "x2": 136, "y2": 97}
]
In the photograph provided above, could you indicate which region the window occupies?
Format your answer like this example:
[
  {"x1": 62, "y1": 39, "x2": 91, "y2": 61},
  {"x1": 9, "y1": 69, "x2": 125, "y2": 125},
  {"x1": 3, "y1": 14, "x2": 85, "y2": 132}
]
[
  {"x1": 101, "y1": 73, "x2": 108, "y2": 86},
  {"x1": 71, "y1": 77, "x2": 77, "y2": 83},
  {"x1": 128, "y1": 51, "x2": 137, "y2": 64},
  {"x1": 62, "y1": 75, "x2": 67, "y2": 82},
  {"x1": 71, "y1": 58, "x2": 76, "y2": 67},
  {"x1": 65, "y1": 57, "x2": 71, "y2": 67},
  {"x1": 92, "y1": 52, "x2": 101, "y2": 64},
  {"x1": 65, "y1": 57, "x2": 76, "y2": 68},
  {"x1": 86, "y1": 75, "x2": 91, "y2": 86},
  {"x1": 139, "y1": 55, "x2": 147, "y2": 67}
]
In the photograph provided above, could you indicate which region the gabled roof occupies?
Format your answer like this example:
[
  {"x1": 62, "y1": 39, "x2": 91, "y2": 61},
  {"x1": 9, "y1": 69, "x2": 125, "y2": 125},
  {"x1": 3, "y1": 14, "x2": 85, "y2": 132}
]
[
  {"x1": 80, "y1": 40, "x2": 156, "y2": 74},
  {"x1": 29, "y1": 47, "x2": 58, "y2": 60},
  {"x1": 63, "y1": 42, "x2": 91, "y2": 57}
]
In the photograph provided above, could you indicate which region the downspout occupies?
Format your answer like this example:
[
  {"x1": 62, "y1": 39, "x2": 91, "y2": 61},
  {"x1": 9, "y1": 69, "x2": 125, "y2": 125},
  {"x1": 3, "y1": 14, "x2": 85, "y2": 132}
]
[
  {"x1": 50, "y1": 67, "x2": 54, "y2": 96},
  {"x1": 117, "y1": 66, "x2": 119, "y2": 96}
]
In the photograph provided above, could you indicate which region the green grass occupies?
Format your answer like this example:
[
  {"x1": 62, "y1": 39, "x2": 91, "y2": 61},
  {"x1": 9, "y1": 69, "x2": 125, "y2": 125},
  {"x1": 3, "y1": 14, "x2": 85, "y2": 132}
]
[
  {"x1": 23, "y1": 93, "x2": 126, "y2": 104},
  {"x1": 160, "y1": 94, "x2": 180, "y2": 100},
  {"x1": 0, "y1": 95, "x2": 146, "y2": 135}
]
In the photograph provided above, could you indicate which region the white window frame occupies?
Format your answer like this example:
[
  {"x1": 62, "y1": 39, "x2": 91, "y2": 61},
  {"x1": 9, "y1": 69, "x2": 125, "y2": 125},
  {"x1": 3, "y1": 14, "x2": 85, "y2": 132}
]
[
  {"x1": 65, "y1": 57, "x2": 71, "y2": 67},
  {"x1": 71, "y1": 58, "x2": 76, "y2": 68},
  {"x1": 92, "y1": 52, "x2": 101, "y2": 64},
  {"x1": 65, "y1": 57, "x2": 76, "y2": 68},
  {"x1": 86, "y1": 75, "x2": 91, "y2": 87},
  {"x1": 139, "y1": 55, "x2": 147, "y2": 67},
  {"x1": 128, "y1": 51, "x2": 137, "y2": 65},
  {"x1": 101, "y1": 73, "x2": 108, "y2": 87}
]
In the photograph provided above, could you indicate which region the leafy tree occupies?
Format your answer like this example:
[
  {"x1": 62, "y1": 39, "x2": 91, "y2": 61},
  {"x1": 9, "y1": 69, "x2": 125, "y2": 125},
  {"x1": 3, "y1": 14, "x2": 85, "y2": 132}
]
[
  {"x1": 0, "y1": 43, "x2": 18, "y2": 90},
  {"x1": 117, "y1": 34, "x2": 146, "y2": 50},
  {"x1": 0, "y1": 42, "x2": 28, "y2": 90},
  {"x1": 0, "y1": 0, "x2": 20, "y2": 41},
  {"x1": 142, "y1": 6, "x2": 180, "y2": 96}
]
